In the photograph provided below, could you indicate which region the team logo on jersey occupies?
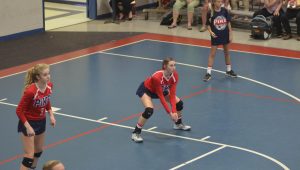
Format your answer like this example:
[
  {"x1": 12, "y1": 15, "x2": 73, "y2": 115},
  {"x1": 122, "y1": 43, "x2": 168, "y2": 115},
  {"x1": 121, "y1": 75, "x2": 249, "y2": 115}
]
[
  {"x1": 33, "y1": 96, "x2": 50, "y2": 107},
  {"x1": 213, "y1": 16, "x2": 227, "y2": 30},
  {"x1": 162, "y1": 85, "x2": 170, "y2": 92}
]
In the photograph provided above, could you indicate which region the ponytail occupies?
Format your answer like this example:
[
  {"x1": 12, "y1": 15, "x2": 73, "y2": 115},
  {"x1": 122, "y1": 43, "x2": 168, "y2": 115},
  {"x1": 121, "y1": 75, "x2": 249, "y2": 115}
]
[{"x1": 24, "y1": 64, "x2": 49, "y2": 91}]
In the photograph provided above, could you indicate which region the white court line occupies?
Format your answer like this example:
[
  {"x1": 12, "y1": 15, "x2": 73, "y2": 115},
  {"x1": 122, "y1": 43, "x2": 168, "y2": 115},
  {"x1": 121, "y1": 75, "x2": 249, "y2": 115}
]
[
  {"x1": 144, "y1": 39, "x2": 300, "y2": 60},
  {"x1": 0, "y1": 100, "x2": 62, "y2": 113},
  {"x1": 0, "y1": 98, "x2": 7, "y2": 102},
  {"x1": 0, "y1": 39, "x2": 146, "y2": 80},
  {"x1": 0, "y1": 100, "x2": 290, "y2": 170},
  {"x1": 147, "y1": 126, "x2": 157, "y2": 131},
  {"x1": 97, "y1": 117, "x2": 108, "y2": 122},
  {"x1": 170, "y1": 145, "x2": 227, "y2": 170},
  {"x1": 98, "y1": 51, "x2": 300, "y2": 103},
  {"x1": 51, "y1": 107, "x2": 61, "y2": 112},
  {"x1": 200, "y1": 136, "x2": 210, "y2": 141},
  {"x1": 0, "y1": 101, "x2": 17, "y2": 107}
]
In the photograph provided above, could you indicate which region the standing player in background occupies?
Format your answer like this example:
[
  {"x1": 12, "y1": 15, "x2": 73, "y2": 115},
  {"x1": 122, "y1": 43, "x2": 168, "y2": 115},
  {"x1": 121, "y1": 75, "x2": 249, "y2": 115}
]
[
  {"x1": 132, "y1": 57, "x2": 191, "y2": 143},
  {"x1": 16, "y1": 64, "x2": 56, "y2": 170},
  {"x1": 200, "y1": 0, "x2": 231, "y2": 32},
  {"x1": 203, "y1": 0, "x2": 237, "y2": 82}
]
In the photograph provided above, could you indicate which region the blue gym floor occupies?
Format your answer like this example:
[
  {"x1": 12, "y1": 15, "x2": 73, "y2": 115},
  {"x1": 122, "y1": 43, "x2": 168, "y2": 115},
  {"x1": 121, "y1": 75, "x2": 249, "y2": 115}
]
[{"x1": 0, "y1": 37, "x2": 299, "y2": 170}]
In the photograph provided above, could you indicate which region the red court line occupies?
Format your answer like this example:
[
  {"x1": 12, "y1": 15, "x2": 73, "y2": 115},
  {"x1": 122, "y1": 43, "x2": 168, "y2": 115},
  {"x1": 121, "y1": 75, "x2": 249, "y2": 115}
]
[
  {"x1": 0, "y1": 87, "x2": 210, "y2": 166},
  {"x1": 191, "y1": 85, "x2": 203, "y2": 89},
  {"x1": 181, "y1": 88, "x2": 212, "y2": 99},
  {"x1": 1, "y1": 33, "x2": 300, "y2": 78},
  {"x1": 210, "y1": 88, "x2": 300, "y2": 104}
]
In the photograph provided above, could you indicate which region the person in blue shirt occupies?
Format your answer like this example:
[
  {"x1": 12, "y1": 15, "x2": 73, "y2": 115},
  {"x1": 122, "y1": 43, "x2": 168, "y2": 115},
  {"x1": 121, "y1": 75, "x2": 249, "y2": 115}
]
[{"x1": 203, "y1": 0, "x2": 237, "y2": 82}]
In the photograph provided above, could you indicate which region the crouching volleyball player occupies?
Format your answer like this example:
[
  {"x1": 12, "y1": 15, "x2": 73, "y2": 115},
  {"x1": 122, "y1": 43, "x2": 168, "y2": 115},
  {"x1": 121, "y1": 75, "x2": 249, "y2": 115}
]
[{"x1": 131, "y1": 57, "x2": 191, "y2": 143}]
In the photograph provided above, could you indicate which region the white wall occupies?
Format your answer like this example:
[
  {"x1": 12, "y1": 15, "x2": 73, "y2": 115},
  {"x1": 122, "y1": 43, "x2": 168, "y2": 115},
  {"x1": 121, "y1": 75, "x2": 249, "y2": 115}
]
[
  {"x1": 0, "y1": 0, "x2": 43, "y2": 37},
  {"x1": 97, "y1": 0, "x2": 155, "y2": 15}
]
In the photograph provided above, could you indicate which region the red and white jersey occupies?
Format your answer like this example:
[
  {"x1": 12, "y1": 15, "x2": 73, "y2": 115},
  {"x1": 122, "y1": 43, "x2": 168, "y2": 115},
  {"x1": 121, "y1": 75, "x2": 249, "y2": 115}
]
[
  {"x1": 16, "y1": 82, "x2": 53, "y2": 124},
  {"x1": 144, "y1": 70, "x2": 178, "y2": 114}
]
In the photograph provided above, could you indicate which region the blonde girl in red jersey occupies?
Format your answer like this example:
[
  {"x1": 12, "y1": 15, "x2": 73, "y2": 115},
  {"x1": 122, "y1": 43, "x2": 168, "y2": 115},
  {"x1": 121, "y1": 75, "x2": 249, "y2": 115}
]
[
  {"x1": 16, "y1": 64, "x2": 56, "y2": 170},
  {"x1": 132, "y1": 57, "x2": 191, "y2": 143}
]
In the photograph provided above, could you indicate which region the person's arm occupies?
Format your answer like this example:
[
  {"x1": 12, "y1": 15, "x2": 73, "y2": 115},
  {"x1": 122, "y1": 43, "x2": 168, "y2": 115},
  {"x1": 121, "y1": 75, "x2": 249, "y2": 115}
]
[
  {"x1": 152, "y1": 78, "x2": 171, "y2": 114},
  {"x1": 168, "y1": 83, "x2": 179, "y2": 122},
  {"x1": 228, "y1": 22, "x2": 233, "y2": 42},
  {"x1": 16, "y1": 90, "x2": 35, "y2": 136},
  {"x1": 46, "y1": 83, "x2": 56, "y2": 127},
  {"x1": 265, "y1": 0, "x2": 277, "y2": 8},
  {"x1": 48, "y1": 109, "x2": 56, "y2": 127},
  {"x1": 226, "y1": 9, "x2": 233, "y2": 42},
  {"x1": 46, "y1": 101, "x2": 56, "y2": 127},
  {"x1": 207, "y1": 25, "x2": 217, "y2": 37},
  {"x1": 16, "y1": 90, "x2": 32, "y2": 124},
  {"x1": 274, "y1": 0, "x2": 283, "y2": 15},
  {"x1": 169, "y1": 83, "x2": 177, "y2": 113},
  {"x1": 206, "y1": 12, "x2": 218, "y2": 38}
]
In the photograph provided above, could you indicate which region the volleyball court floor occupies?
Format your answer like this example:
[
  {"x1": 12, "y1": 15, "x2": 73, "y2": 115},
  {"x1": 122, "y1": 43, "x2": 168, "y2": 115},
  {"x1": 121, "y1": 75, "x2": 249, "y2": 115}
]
[{"x1": 1, "y1": 33, "x2": 300, "y2": 170}]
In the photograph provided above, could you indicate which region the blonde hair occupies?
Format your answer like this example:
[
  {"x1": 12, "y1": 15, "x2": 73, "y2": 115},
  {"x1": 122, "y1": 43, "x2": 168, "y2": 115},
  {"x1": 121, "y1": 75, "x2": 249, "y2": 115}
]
[
  {"x1": 210, "y1": 0, "x2": 217, "y2": 17},
  {"x1": 24, "y1": 64, "x2": 49, "y2": 90},
  {"x1": 42, "y1": 160, "x2": 62, "y2": 170}
]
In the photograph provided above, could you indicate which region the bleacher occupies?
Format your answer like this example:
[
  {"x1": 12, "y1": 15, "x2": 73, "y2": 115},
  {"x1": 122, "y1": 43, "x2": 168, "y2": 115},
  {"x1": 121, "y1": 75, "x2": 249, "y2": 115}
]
[{"x1": 142, "y1": 0, "x2": 297, "y2": 34}]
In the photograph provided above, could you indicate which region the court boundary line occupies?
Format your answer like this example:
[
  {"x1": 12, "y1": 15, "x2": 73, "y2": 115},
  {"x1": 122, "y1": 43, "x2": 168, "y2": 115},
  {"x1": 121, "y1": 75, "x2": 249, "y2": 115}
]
[
  {"x1": 98, "y1": 51, "x2": 300, "y2": 103},
  {"x1": 169, "y1": 145, "x2": 227, "y2": 170},
  {"x1": 147, "y1": 126, "x2": 157, "y2": 131}
]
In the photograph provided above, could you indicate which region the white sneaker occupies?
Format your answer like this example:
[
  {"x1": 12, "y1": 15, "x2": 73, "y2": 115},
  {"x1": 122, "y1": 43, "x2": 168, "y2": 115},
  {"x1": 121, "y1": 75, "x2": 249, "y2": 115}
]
[
  {"x1": 173, "y1": 124, "x2": 191, "y2": 131},
  {"x1": 131, "y1": 133, "x2": 143, "y2": 143}
]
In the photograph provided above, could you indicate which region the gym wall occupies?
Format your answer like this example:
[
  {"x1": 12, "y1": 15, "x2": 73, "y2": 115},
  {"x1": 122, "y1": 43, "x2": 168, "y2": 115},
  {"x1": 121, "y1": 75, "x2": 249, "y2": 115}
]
[{"x1": 0, "y1": 0, "x2": 43, "y2": 38}]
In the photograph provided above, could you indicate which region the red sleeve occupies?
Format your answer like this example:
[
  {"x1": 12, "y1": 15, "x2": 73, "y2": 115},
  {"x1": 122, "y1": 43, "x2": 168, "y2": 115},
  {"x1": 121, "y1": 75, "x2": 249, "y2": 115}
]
[
  {"x1": 170, "y1": 72, "x2": 178, "y2": 113},
  {"x1": 46, "y1": 82, "x2": 53, "y2": 111},
  {"x1": 169, "y1": 83, "x2": 177, "y2": 113},
  {"x1": 16, "y1": 90, "x2": 34, "y2": 124},
  {"x1": 152, "y1": 77, "x2": 171, "y2": 114},
  {"x1": 46, "y1": 101, "x2": 52, "y2": 111}
]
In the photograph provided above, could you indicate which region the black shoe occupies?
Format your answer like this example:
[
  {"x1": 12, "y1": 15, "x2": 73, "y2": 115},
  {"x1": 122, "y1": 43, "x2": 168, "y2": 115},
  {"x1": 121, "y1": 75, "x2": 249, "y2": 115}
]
[
  {"x1": 203, "y1": 73, "x2": 211, "y2": 82},
  {"x1": 226, "y1": 70, "x2": 237, "y2": 78}
]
